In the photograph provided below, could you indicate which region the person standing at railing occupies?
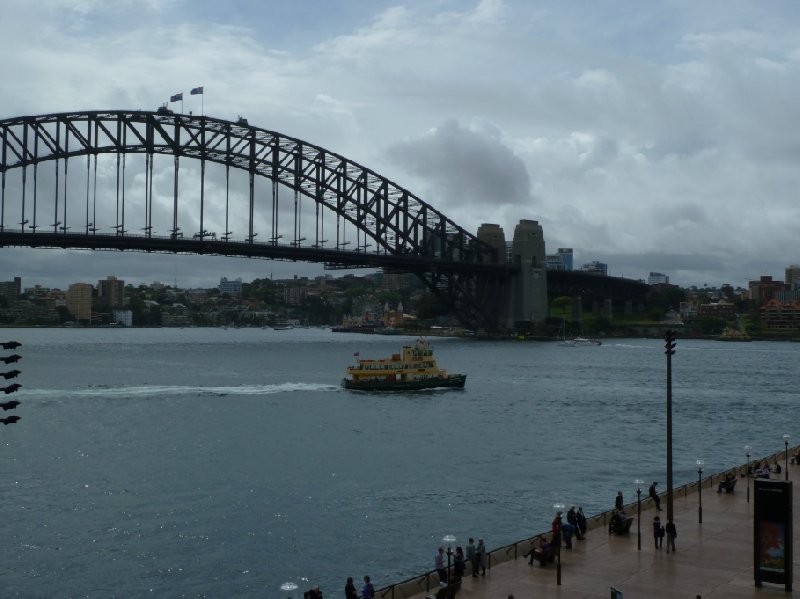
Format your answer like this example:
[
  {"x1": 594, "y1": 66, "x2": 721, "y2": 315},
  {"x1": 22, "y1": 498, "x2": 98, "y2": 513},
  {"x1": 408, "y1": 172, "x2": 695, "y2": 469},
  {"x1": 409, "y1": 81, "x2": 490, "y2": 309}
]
[
  {"x1": 361, "y1": 575, "x2": 374, "y2": 599},
  {"x1": 467, "y1": 538, "x2": 478, "y2": 578},
  {"x1": 434, "y1": 546, "x2": 446, "y2": 583},
  {"x1": 344, "y1": 577, "x2": 358, "y2": 599},
  {"x1": 476, "y1": 539, "x2": 487, "y2": 576}
]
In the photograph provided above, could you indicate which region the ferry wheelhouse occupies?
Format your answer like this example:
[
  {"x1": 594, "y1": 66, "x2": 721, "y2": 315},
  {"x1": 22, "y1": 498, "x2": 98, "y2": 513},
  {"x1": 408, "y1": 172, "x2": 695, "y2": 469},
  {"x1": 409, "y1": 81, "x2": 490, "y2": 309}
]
[{"x1": 343, "y1": 338, "x2": 466, "y2": 391}]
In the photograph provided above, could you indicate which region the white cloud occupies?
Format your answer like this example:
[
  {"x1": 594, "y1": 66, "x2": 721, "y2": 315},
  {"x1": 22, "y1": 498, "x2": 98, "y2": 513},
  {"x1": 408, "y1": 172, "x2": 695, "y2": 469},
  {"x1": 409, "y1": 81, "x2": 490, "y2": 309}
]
[{"x1": 1, "y1": 0, "x2": 799, "y2": 287}]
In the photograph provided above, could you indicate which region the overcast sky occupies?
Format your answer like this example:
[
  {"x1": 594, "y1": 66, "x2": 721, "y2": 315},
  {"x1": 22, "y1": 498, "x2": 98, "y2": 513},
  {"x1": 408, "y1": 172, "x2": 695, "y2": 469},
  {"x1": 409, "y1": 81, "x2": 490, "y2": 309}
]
[{"x1": 1, "y1": 0, "x2": 799, "y2": 290}]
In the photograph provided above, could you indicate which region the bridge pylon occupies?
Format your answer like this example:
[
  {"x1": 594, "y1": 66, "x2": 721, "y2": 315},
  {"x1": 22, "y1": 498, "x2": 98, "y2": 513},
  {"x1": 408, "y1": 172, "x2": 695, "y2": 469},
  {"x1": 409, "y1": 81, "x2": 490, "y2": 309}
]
[{"x1": 476, "y1": 220, "x2": 548, "y2": 332}]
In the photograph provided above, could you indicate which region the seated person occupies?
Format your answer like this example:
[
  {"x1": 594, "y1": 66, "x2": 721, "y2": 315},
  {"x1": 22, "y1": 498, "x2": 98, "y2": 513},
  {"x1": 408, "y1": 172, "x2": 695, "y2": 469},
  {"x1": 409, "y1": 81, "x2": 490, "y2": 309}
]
[
  {"x1": 609, "y1": 508, "x2": 627, "y2": 532},
  {"x1": 717, "y1": 472, "x2": 735, "y2": 492}
]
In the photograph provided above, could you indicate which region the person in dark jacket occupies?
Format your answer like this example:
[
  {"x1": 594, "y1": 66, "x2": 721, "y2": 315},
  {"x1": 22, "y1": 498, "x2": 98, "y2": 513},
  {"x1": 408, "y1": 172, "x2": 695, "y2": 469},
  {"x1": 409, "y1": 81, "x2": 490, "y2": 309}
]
[
  {"x1": 615, "y1": 491, "x2": 624, "y2": 511},
  {"x1": 344, "y1": 577, "x2": 358, "y2": 599},
  {"x1": 665, "y1": 518, "x2": 677, "y2": 553},
  {"x1": 649, "y1": 482, "x2": 662, "y2": 511},
  {"x1": 652, "y1": 515, "x2": 664, "y2": 549}
]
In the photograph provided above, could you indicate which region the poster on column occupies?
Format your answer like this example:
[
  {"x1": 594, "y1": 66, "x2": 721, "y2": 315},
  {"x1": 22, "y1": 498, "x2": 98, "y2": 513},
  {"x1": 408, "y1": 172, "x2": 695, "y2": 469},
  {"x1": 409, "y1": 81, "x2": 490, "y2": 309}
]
[{"x1": 754, "y1": 478, "x2": 792, "y2": 591}]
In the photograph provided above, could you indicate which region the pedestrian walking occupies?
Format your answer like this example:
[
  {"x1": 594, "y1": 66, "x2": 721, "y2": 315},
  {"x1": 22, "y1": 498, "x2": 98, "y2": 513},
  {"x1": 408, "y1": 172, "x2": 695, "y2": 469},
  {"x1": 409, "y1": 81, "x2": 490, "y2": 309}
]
[
  {"x1": 476, "y1": 538, "x2": 487, "y2": 576},
  {"x1": 652, "y1": 515, "x2": 664, "y2": 549},
  {"x1": 665, "y1": 518, "x2": 677, "y2": 553},
  {"x1": 615, "y1": 491, "x2": 624, "y2": 511},
  {"x1": 649, "y1": 482, "x2": 662, "y2": 511},
  {"x1": 467, "y1": 538, "x2": 477, "y2": 577}
]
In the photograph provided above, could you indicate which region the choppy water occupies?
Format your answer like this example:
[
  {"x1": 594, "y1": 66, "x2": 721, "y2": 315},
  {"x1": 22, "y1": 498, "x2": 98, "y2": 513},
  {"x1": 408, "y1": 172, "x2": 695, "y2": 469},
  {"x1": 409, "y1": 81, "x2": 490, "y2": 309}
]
[{"x1": 1, "y1": 328, "x2": 796, "y2": 597}]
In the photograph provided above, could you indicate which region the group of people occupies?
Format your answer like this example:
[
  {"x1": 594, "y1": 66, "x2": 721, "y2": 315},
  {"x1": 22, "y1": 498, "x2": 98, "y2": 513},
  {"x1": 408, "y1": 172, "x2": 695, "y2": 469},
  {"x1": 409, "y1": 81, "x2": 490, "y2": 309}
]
[
  {"x1": 652, "y1": 515, "x2": 677, "y2": 553},
  {"x1": 344, "y1": 575, "x2": 373, "y2": 599},
  {"x1": 436, "y1": 537, "x2": 486, "y2": 584}
]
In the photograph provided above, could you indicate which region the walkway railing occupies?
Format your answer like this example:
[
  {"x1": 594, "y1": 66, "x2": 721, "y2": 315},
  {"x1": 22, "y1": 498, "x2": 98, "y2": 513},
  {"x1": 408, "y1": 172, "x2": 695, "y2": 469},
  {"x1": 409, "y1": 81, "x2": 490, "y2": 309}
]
[{"x1": 372, "y1": 446, "x2": 797, "y2": 599}]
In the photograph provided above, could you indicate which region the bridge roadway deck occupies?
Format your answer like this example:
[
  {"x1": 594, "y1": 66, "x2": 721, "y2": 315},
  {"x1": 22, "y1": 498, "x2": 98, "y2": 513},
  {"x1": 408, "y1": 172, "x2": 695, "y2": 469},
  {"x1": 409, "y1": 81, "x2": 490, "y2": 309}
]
[{"x1": 407, "y1": 459, "x2": 796, "y2": 599}]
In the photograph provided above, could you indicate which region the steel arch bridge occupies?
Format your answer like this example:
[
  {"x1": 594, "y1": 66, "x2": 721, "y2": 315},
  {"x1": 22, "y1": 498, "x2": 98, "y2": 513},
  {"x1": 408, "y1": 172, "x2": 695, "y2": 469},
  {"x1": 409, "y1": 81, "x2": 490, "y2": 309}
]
[{"x1": 0, "y1": 110, "x2": 515, "y2": 329}]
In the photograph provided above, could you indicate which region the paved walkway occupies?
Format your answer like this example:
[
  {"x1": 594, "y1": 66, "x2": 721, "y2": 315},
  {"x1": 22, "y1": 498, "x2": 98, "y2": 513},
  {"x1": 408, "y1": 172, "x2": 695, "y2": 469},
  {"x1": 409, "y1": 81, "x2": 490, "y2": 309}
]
[{"x1": 407, "y1": 459, "x2": 796, "y2": 598}]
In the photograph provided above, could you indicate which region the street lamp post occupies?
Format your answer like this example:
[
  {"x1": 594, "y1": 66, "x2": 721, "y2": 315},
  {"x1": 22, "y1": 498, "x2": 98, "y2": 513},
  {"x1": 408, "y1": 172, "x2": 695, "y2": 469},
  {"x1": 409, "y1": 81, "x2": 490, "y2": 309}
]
[
  {"x1": 664, "y1": 330, "x2": 676, "y2": 523},
  {"x1": 696, "y1": 460, "x2": 704, "y2": 524},
  {"x1": 784, "y1": 434, "x2": 790, "y2": 481},
  {"x1": 635, "y1": 479, "x2": 643, "y2": 550},
  {"x1": 442, "y1": 535, "x2": 456, "y2": 584},
  {"x1": 744, "y1": 445, "x2": 751, "y2": 504},
  {"x1": 553, "y1": 502, "x2": 565, "y2": 586},
  {"x1": 280, "y1": 582, "x2": 298, "y2": 599}
]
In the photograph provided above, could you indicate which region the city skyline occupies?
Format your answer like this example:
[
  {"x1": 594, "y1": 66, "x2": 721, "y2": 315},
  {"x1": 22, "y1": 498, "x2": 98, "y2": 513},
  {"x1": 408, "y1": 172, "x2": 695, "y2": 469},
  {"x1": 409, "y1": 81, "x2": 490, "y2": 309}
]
[{"x1": 2, "y1": 1, "x2": 799, "y2": 288}]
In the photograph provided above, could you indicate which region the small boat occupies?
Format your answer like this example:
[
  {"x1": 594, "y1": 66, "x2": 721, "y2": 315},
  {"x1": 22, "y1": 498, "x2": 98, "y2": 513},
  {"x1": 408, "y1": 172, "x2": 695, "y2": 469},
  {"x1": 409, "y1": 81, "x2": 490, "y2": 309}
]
[
  {"x1": 563, "y1": 336, "x2": 602, "y2": 347},
  {"x1": 557, "y1": 320, "x2": 601, "y2": 346},
  {"x1": 343, "y1": 338, "x2": 466, "y2": 391}
]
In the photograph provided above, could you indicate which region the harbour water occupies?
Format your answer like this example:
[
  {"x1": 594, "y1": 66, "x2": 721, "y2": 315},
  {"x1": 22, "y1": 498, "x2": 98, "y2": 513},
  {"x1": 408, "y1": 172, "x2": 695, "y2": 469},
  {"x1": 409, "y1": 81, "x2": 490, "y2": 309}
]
[{"x1": 2, "y1": 328, "x2": 796, "y2": 597}]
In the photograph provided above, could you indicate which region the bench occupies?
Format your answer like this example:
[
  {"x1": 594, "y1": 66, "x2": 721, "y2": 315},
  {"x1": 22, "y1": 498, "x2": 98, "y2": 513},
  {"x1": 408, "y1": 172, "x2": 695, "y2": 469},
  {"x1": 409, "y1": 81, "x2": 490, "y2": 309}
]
[
  {"x1": 718, "y1": 477, "x2": 737, "y2": 493},
  {"x1": 531, "y1": 544, "x2": 558, "y2": 566},
  {"x1": 425, "y1": 580, "x2": 460, "y2": 599},
  {"x1": 610, "y1": 516, "x2": 634, "y2": 535}
]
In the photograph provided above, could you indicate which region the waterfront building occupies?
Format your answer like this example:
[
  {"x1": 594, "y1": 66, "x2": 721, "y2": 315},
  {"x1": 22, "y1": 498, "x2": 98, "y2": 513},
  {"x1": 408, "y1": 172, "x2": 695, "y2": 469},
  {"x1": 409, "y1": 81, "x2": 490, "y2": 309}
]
[
  {"x1": 111, "y1": 309, "x2": 133, "y2": 327},
  {"x1": 748, "y1": 275, "x2": 788, "y2": 306},
  {"x1": 97, "y1": 276, "x2": 125, "y2": 308},
  {"x1": 698, "y1": 300, "x2": 736, "y2": 319},
  {"x1": 760, "y1": 299, "x2": 800, "y2": 329},
  {"x1": 647, "y1": 272, "x2": 669, "y2": 285},
  {"x1": 582, "y1": 260, "x2": 608, "y2": 276},
  {"x1": 0, "y1": 277, "x2": 21, "y2": 303},
  {"x1": 66, "y1": 283, "x2": 94, "y2": 322},
  {"x1": 218, "y1": 277, "x2": 243, "y2": 296}
]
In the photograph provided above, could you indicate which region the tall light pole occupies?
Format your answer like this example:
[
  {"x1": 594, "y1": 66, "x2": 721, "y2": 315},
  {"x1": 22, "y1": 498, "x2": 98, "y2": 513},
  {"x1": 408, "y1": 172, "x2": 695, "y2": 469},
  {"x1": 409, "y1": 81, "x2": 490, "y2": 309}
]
[
  {"x1": 696, "y1": 460, "x2": 704, "y2": 524},
  {"x1": 745, "y1": 445, "x2": 751, "y2": 504},
  {"x1": 783, "y1": 434, "x2": 790, "y2": 481},
  {"x1": 664, "y1": 330, "x2": 676, "y2": 523},
  {"x1": 635, "y1": 479, "x2": 643, "y2": 550},
  {"x1": 553, "y1": 502, "x2": 565, "y2": 586},
  {"x1": 442, "y1": 534, "x2": 455, "y2": 584}
]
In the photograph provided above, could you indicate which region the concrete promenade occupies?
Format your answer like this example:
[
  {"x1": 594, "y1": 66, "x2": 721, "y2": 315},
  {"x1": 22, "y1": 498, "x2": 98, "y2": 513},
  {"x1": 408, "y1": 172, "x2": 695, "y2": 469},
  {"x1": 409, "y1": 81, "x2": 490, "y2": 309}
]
[{"x1": 396, "y1": 450, "x2": 797, "y2": 599}]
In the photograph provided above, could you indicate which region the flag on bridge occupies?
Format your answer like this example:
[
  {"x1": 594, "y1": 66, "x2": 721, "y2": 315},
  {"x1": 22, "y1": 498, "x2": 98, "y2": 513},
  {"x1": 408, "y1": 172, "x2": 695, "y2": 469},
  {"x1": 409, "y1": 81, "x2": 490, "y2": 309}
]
[
  {"x1": 190, "y1": 86, "x2": 204, "y2": 95},
  {"x1": 170, "y1": 93, "x2": 183, "y2": 102}
]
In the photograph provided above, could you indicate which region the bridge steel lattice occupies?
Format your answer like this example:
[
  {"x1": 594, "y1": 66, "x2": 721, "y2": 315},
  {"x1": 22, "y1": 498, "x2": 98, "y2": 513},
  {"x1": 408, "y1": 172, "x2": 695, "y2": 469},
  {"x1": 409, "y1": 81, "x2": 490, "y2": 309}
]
[{"x1": 0, "y1": 110, "x2": 514, "y2": 329}]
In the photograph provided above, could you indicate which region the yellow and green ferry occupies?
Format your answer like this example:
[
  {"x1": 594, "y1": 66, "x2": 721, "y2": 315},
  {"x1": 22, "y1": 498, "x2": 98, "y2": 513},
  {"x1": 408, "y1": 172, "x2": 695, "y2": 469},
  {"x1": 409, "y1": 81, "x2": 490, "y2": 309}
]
[{"x1": 343, "y1": 338, "x2": 466, "y2": 391}]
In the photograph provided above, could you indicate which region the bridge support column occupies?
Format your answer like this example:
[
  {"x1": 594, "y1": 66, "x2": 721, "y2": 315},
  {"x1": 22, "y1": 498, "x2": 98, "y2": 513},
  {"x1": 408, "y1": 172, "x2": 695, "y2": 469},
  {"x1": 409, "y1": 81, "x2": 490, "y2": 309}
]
[
  {"x1": 506, "y1": 219, "x2": 548, "y2": 331},
  {"x1": 571, "y1": 296, "x2": 582, "y2": 322},
  {"x1": 603, "y1": 298, "x2": 613, "y2": 321}
]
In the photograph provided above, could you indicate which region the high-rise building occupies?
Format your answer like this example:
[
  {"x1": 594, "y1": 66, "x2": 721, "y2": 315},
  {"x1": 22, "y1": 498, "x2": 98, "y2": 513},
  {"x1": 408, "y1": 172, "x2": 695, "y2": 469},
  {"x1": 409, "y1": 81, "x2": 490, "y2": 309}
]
[
  {"x1": 557, "y1": 248, "x2": 573, "y2": 271},
  {"x1": 786, "y1": 265, "x2": 800, "y2": 291},
  {"x1": 648, "y1": 272, "x2": 669, "y2": 285},
  {"x1": 0, "y1": 277, "x2": 21, "y2": 302},
  {"x1": 97, "y1": 276, "x2": 125, "y2": 308},
  {"x1": 66, "y1": 283, "x2": 94, "y2": 322}
]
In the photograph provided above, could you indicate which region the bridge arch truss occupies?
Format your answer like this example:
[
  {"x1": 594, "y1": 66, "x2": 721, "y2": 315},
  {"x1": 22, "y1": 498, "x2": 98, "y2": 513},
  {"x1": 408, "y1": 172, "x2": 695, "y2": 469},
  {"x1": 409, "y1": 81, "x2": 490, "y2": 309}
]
[{"x1": 0, "y1": 110, "x2": 510, "y2": 328}]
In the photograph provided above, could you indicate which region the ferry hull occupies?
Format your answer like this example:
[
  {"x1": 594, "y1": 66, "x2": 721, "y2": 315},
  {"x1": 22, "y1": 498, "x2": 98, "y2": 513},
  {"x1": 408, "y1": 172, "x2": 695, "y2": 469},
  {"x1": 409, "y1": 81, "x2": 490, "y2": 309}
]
[{"x1": 342, "y1": 374, "x2": 466, "y2": 392}]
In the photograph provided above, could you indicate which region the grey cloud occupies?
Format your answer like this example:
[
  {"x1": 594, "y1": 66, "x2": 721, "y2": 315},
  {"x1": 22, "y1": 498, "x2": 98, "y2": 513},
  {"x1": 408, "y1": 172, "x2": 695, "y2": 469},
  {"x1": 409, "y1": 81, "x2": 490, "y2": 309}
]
[{"x1": 385, "y1": 119, "x2": 534, "y2": 212}]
